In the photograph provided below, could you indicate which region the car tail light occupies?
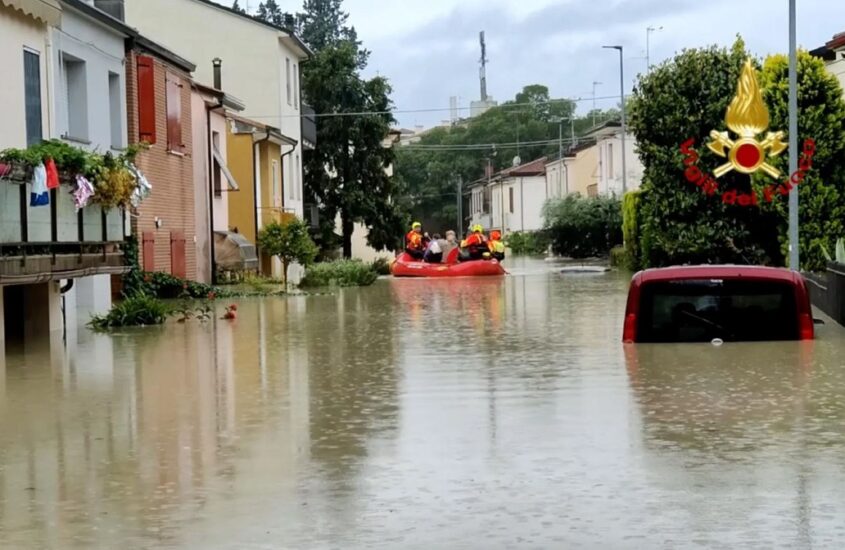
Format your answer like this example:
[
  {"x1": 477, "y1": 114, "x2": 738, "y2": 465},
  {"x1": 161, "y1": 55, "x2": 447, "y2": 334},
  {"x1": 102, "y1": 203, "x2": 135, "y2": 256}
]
[
  {"x1": 622, "y1": 313, "x2": 637, "y2": 343},
  {"x1": 799, "y1": 312, "x2": 814, "y2": 340}
]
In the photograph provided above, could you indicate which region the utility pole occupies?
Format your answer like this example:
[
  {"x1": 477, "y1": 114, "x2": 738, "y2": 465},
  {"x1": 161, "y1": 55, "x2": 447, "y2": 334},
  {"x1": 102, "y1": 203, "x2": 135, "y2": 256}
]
[
  {"x1": 646, "y1": 26, "x2": 662, "y2": 72},
  {"x1": 457, "y1": 175, "x2": 463, "y2": 239},
  {"x1": 592, "y1": 81, "x2": 602, "y2": 126},
  {"x1": 603, "y1": 45, "x2": 627, "y2": 194},
  {"x1": 788, "y1": 0, "x2": 798, "y2": 270}
]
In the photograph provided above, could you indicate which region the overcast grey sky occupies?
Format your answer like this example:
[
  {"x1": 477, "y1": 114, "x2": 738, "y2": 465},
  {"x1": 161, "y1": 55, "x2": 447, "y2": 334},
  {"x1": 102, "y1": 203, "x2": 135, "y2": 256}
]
[{"x1": 227, "y1": 0, "x2": 845, "y2": 128}]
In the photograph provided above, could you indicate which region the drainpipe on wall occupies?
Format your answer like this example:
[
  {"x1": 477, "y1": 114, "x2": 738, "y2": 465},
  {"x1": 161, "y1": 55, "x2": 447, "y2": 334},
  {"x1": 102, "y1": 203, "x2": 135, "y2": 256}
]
[
  {"x1": 207, "y1": 58, "x2": 224, "y2": 284},
  {"x1": 253, "y1": 131, "x2": 272, "y2": 251}
]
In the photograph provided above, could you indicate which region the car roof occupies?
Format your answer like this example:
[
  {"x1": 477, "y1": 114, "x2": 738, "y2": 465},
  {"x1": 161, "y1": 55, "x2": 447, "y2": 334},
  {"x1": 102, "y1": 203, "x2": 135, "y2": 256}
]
[{"x1": 635, "y1": 265, "x2": 799, "y2": 284}]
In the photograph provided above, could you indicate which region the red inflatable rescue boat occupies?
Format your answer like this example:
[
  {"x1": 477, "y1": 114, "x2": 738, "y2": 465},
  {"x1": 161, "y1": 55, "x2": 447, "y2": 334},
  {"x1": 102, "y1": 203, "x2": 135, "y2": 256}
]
[{"x1": 390, "y1": 251, "x2": 506, "y2": 278}]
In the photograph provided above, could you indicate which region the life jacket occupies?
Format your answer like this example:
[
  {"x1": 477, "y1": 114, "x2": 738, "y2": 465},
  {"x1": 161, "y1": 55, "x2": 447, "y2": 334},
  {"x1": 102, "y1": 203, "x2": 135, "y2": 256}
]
[
  {"x1": 405, "y1": 230, "x2": 423, "y2": 250},
  {"x1": 463, "y1": 233, "x2": 486, "y2": 247},
  {"x1": 488, "y1": 240, "x2": 505, "y2": 254}
]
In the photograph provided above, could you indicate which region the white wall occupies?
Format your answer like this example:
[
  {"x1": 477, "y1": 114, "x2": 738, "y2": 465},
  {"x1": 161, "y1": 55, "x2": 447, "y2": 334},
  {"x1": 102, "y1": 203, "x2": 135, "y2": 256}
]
[
  {"x1": 508, "y1": 176, "x2": 546, "y2": 232},
  {"x1": 825, "y1": 54, "x2": 845, "y2": 92},
  {"x1": 124, "y1": 0, "x2": 307, "y2": 217},
  {"x1": 0, "y1": 2, "x2": 50, "y2": 149},
  {"x1": 51, "y1": 7, "x2": 126, "y2": 151},
  {"x1": 545, "y1": 159, "x2": 567, "y2": 198},
  {"x1": 597, "y1": 133, "x2": 643, "y2": 197}
]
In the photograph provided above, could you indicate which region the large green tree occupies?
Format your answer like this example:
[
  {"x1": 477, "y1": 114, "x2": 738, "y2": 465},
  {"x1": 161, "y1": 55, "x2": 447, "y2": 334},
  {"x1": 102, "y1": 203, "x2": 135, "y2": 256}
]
[
  {"x1": 394, "y1": 85, "x2": 618, "y2": 233},
  {"x1": 266, "y1": 0, "x2": 407, "y2": 257},
  {"x1": 629, "y1": 37, "x2": 845, "y2": 271}
]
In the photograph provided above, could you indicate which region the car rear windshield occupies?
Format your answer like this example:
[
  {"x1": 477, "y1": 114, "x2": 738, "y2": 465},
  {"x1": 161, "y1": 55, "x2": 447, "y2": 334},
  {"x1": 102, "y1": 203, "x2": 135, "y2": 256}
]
[{"x1": 637, "y1": 278, "x2": 798, "y2": 343}]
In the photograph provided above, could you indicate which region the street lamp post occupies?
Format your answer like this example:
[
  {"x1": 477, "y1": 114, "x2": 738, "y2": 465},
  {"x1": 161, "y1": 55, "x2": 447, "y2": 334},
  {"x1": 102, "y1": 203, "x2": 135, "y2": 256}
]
[
  {"x1": 788, "y1": 0, "x2": 798, "y2": 270},
  {"x1": 603, "y1": 45, "x2": 627, "y2": 194},
  {"x1": 591, "y1": 81, "x2": 602, "y2": 126},
  {"x1": 646, "y1": 26, "x2": 663, "y2": 72}
]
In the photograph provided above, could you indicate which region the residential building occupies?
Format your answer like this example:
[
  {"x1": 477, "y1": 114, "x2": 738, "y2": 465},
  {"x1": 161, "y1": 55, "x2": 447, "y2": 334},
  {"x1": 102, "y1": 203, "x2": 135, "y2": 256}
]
[
  {"x1": 123, "y1": 0, "x2": 311, "y2": 218},
  {"x1": 467, "y1": 157, "x2": 548, "y2": 234},
  {"x1": 226, "y1": 113, "x2": 297, "y2": 280},
  {"x1": 544, "y1": 121, "x2": 644, "y2": 200},
  {"x1": 191, "y1": 78, "x2": 246, "y2": 283},
  {"x1": 125, "y1": 35, "x2": 199, "y2": 280},
  {"x1": 811, "y1": 32, "x2": 845, "y2": 92},
  {"x1": 0, "y1": 0, "x2": 130, "y2": 353}
]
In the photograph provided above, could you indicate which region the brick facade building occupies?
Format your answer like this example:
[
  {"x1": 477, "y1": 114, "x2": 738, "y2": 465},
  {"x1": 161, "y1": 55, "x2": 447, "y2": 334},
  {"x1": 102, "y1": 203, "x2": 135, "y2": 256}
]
[{"x1": 125, "y1": 38, "x2": 198, "y2": 279}]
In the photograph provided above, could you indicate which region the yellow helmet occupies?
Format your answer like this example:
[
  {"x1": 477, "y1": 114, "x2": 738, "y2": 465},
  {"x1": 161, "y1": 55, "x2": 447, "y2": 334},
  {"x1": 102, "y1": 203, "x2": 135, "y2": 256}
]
[
  {"x1": 412, "y1": 221, "x2": 422, "y2": 229},
  {"x1": 472, "y1": 224, "x2": 483, "y2": 233}
]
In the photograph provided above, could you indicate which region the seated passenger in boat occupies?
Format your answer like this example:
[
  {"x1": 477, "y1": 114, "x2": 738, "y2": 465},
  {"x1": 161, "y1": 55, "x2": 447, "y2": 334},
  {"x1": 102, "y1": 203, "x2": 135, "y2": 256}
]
[
  {"x1": 442, "y1": 230, "x2": 459, "y2": 258},
  {"x1": 488, "y1": 230, "x2": 505, "y2": 261},
  {"x1": 459, "y1": 224, "x2": 489, "y2": 261},
  {"x1": 423, "y1": 234, "x2": 444, "y2": 263},
  {"x1": 405, "y1": 221, "x2": 425, "y2": 260}
]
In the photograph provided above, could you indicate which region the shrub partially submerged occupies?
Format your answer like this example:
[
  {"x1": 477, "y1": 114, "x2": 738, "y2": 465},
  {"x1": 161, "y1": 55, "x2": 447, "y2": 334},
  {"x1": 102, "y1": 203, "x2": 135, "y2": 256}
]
[
  {"x1": 88, "y1": 293, "x2": 170, "y2": 329},
  {"x1": 300, "y1": 259, "x2": 378, "y2": 288}
]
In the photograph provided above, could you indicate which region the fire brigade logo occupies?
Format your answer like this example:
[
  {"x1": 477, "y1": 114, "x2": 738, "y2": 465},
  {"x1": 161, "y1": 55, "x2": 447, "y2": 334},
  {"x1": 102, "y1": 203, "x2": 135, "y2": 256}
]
[{"x1": 707, "y1": 59, "x2": 786, "y2": 178}]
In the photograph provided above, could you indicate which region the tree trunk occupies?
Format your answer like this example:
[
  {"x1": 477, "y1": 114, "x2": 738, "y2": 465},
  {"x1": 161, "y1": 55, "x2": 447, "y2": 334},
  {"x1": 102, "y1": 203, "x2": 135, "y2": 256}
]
[
  {"x1": 282, "y1": 259, "x2": 289, "y2": 287},
  {"x1": 342, "y1": 213, "x2": 353, "y2": 259}
]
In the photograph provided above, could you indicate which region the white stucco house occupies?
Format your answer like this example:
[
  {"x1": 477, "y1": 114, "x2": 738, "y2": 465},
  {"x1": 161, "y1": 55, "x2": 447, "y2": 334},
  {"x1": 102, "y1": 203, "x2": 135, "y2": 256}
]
[
  {"x1": 811, "y1": 32, "x2": 845, "y2": 95},
  {"x1": 468, "y1": 157, "x2": 548, "y2": 234},
  {"x1": 124, "y1": 0, "x2": 310, "y2": 219}
]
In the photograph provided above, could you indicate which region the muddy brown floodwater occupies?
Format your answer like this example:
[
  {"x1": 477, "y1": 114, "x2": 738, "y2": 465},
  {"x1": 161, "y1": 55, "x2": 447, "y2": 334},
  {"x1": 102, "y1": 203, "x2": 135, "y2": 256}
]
[{"x1": 2, "y1": 257, "x2": 845, "y2": 549}]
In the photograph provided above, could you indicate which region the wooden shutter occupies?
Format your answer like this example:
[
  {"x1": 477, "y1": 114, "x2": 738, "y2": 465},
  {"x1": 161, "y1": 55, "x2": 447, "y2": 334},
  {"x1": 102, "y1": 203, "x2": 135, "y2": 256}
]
[
  {"x1": 137, "y1": 55, "x2": 156, "y2": 144},
  {"x1": 142, "y1": 231, "x2": 156, "y2": 271},
  {"x1": 170, "y1": 231, "x2": 186, "y2": 278},
  {"x1": 166, "y1": 76, "x2": 182, "y2": 152}
]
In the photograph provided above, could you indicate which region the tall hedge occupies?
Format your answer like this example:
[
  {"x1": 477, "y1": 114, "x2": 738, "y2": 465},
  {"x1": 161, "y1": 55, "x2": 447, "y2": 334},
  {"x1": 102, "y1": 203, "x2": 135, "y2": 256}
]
[
  {"x1": 629, "y1": 37, "x2": 845, "y2": 271},
  {"x1": 543, "y1": 194, "x2": 622, "y2": 258},
  {"x1": 622, "y1": 190, "x2": 642, "y2": 270}
]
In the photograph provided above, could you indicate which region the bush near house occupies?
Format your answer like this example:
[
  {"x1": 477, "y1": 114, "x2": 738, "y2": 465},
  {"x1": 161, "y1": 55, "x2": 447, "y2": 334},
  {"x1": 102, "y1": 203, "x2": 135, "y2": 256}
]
[
  {"x1": 371, "y1": 257, "x2": 392, "y2": 275},
  {"x1": 543, "y1": 194, "x2": 622, "y2": 258},
  {"x1": 300, "y1": 259, "x2": 378, "y2": 288},
  {"x1": 88, "y1": 293, "x2": 171, "y2": 329},
  {"x1": 505, "y1": 230, "x2": 550, "y2": 255},
  {"x1": 257, "y1": 219, "x2": 319, "y2": 285},
  {"x1": 622, "y1": 191, "x2": 643, "y2": 271}
]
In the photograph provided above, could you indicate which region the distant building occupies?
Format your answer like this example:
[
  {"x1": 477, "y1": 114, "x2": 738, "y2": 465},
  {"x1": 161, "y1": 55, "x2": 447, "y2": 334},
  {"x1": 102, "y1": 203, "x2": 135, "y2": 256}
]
[
  {"x1": 470, "y1": 98, "x2": 497, "y2": 118},
  {"x1": 810, "y1": 32, "x2": 845, "y2": 93},
  {"x1": 466, "y1": 156, "x2": 548, "y2": 234}
]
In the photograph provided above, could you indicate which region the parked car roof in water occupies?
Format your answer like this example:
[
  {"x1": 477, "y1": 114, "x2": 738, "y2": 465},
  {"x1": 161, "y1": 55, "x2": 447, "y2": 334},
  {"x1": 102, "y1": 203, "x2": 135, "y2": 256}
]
[{"x1": 623, "y1": 265, "x2": 814, "y2": 343}]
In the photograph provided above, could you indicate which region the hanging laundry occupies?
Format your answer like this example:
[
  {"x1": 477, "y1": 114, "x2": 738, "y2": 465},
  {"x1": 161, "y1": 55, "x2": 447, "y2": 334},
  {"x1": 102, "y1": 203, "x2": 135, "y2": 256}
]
[
  {"x1": 128, "y1": 163, "x2": 152, "y2": 207},
  {"x1": 30, "y1": 162, "x2": 49, "y2": 207},
  {"x1": 45, "y1": 157, "x2": 59, "y2": 189},
  {"x1": 73, "y1": 175, "x2": 94, "y2": 211}
]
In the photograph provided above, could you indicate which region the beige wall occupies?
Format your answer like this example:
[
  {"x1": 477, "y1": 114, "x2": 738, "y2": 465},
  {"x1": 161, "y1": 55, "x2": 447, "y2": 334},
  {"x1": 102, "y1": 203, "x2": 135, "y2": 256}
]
[
  {"x1": 0, "y1": 2, "x2": 50, "y2": 149},
  {"x1": 565, "y1": 145, "x2": 600, "y2": 197},
  {"x1": 124, "y1": 0, "x2": 307, "y2": 217}
]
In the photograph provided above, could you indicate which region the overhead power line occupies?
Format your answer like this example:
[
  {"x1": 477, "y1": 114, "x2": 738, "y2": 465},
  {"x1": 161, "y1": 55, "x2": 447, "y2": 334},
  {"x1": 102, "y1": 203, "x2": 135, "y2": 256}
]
[{"x1": 241, "y1": 94, "x2": 630, "y2": 120}]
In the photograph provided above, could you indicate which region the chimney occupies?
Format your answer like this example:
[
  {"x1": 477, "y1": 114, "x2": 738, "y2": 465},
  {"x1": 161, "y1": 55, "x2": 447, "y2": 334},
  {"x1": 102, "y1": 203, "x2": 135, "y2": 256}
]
[
  {"x1": 212, "y1": 58, "x2": 222, "y2": 90},
  {"x1": 484, "y1": 161, "x2": 494, "y2": 179},
  {"x1": 93, "y1": 0, "x2": 125, "y2": 21}
]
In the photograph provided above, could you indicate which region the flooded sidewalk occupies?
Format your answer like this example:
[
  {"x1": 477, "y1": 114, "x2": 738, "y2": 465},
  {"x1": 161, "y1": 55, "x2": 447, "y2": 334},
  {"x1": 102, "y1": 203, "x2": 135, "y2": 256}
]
[{"x1": 2, "y1": 259, "x2": 845, "y2": 548}]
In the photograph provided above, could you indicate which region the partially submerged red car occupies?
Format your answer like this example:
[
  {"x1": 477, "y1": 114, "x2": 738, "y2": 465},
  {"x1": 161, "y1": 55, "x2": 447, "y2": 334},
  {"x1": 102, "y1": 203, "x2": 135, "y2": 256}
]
[{"x1": 622, "y1": 265, "x2": 814, "y2": 343}]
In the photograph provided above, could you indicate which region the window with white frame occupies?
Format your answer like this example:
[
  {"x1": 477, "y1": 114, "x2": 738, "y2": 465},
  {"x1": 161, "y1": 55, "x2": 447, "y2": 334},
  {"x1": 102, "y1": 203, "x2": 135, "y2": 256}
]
[
  {"x1": 108, "y1": 72, "x2": 123, "y2": 149},
  {"x1": 62, "y1": 53, "x2": 88, "y2": 141},
  {"x1": 286, "y1": 58, "x2": 291, "y2": 105},
  {"x1": 293, "y1": 64, "x2": 298, "y2": 109}
]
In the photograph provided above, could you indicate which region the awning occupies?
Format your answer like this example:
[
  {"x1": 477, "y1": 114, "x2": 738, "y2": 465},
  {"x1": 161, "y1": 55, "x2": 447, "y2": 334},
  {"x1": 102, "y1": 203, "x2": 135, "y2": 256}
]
[
  {"x1": 212, "y1": 144, "x2": 239, "y2": 191},
  {"x1": 0, "y1": 0, "x2": 61, "y2": 25}
]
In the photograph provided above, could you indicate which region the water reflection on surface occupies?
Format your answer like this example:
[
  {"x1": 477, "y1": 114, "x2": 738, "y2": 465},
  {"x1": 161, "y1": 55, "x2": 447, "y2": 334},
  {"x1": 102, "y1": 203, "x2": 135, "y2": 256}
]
[{"x1": 1, "y1": 258, "x2": 845, "y2": 548}]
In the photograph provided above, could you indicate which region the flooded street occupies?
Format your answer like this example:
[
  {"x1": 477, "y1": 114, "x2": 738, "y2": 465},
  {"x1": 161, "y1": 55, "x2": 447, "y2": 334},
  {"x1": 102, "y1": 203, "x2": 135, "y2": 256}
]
[{"x1": 2, "y1": 258, "x2": 845, "y2": 549}]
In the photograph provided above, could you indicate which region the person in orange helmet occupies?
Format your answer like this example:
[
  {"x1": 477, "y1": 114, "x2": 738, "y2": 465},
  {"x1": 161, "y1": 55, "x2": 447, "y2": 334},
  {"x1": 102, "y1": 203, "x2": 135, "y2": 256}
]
[
  {"x1": 487, "y1": 230, "x2": 505, "y2": 261},
  {"x1": 405, "y1": 221, "x2": 425, "y2": 260},
  {"x1": 459, "y1": 224, "x2": 489, "y2": 261}
]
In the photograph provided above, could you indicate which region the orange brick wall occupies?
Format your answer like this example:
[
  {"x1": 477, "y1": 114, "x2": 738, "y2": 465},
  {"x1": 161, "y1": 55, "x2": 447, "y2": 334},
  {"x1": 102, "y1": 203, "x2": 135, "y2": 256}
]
[{"x1": 126, "y1": 50, "x2": 197, "y2": 280}]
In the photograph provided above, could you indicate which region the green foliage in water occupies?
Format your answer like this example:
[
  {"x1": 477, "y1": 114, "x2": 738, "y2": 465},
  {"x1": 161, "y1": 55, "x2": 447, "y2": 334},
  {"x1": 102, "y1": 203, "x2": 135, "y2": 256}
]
[
  {"x1": 504, "y1": 230, "x2": 549, "y2": 256},
  {"x1": 141, "y1": 271, "x2": 224, "y2": 299},
  {"x1": 622, "y1": 191, "x2": 642, "y2": 271},
  {"x1": 543, "y1": 194, "x2": 622, "y2": 258},
  {"x1": 371, "y1": 257, "x2": 392, "y2": 275},
  {"x1": 300, "y1": 259, "x2": 378, "y2": 288},
  {"x1": 88, "y1": 294, "x2": 170, "y2": 329}
]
